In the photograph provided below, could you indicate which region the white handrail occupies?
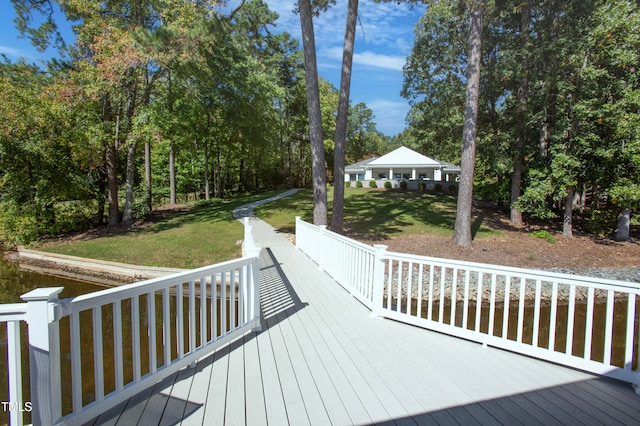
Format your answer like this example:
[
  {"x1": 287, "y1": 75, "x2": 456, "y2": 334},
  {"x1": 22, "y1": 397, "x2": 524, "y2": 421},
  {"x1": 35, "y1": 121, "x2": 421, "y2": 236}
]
[
  {"x1": 0, "y1": 220, "x2": 262, "y2": 426},
  {"x1": 295, "y1": 217, "x2": 640, "y2": 390}
]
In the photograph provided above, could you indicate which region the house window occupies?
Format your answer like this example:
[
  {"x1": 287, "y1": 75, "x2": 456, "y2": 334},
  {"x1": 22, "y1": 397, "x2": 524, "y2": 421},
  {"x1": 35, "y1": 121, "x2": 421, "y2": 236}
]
[
  {"x1": 393, "y1": 173, "x2": 402, "y2": 179},
  {"x1": 419, "y1": 174, "x2": 427, "y2": 180},
  {"x1": 402, "y1": 173, "x2": 411, "y2": 179},
  {"x1": 378, "y1": 173, "x2": 387, "y2": 179}
]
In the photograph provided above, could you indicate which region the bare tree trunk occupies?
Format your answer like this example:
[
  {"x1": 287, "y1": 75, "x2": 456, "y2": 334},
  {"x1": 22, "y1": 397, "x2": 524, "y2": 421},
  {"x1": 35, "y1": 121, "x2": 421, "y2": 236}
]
[
  {"x1": 204, "y1": 143, "x2": 210, "y2": 201},
  {"x1": 613, "y1": 206, "x2": 631, "y2": 241},
  {"x1": 563, "y1": 186, "x2": 574, "y2": 237},
  {"x1": 122, "y1": 142, "x2": 137, "y2": 224},
  {"x1": 453, "y1": 2, "x2": 483, "y2": 247},
  {"x1": 332, "y1": 0, "x2": 358, "y2": 234},
  {"x1": 106, "y1": 142, "x2": 119, "y2": 226},
  {"x1": 169, "y1": 142, "x2": 176, "y2": 205},
  {"x1": 145, "y1": 141, "x2": 152, "y2": 211},
  {"x1": 510, "y1": 0, "x2": 530, "y2": 227},
  {"x1": 299, "y1": 0, "x2": 327, "y2": 225}
]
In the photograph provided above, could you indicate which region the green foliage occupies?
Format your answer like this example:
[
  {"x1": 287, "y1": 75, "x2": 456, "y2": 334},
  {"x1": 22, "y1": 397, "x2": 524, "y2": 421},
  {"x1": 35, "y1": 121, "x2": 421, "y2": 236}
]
[
  {"x1": 369, "y1": 180, "x2": 377, "y2": 188},
  {"x1": 434, "y1": 183, "x2": 443, "y2": 192},
  {"x1": 531, "y1": 230, "x2": 555, "y2": 243},
  {"x1": 418, "y1": 182, "x2": 426, "y2": 191},
  {"x1": 356, "y1": 180, "x2": 363, "y2": 188},
  {"x1": 345, "y1": 181, "x2": 351, "y2": 187},
  {"x1": 399, "y1": 180, "x2": 408, "y2": 190},
  {"x1": 384, "y1": 181, "x2": 392, "y2": 189},
  {"x1": 588, "y1": 208, "x2": 619, "y2": 237}
]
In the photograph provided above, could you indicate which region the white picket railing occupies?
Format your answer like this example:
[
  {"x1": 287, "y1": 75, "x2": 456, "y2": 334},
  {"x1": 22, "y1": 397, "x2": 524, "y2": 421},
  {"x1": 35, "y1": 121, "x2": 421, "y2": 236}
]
[
  {"x1": 0, "y1": 218, "x2": 261, "y2": 426},
  {"x1": 295, "y1": 217, "x2": 640, "y2": 390}
]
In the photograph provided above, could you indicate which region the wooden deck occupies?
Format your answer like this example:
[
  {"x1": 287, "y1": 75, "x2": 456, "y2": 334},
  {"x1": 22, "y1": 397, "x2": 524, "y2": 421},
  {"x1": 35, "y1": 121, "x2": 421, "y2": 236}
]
[{"x1": 89, "y1": 217, "x2": 640, "y2": 425}]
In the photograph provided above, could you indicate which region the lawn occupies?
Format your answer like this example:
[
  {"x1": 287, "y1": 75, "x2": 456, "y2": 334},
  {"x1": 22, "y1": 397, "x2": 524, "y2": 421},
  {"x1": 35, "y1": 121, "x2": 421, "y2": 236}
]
[
  {"x1": 254, "y1": 187, "x2": 501, "y2": 240},
  {"x1": 40, "y1": 191, "x2": 287, "y2": 268}
]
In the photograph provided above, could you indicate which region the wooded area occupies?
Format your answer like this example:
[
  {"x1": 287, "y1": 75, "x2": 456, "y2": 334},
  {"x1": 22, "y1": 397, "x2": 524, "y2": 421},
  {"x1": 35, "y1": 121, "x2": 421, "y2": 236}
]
[
  {"x1": 0, "y1": 0, "x2": 388, "y2": 245},
  {"x1": 1, "y1": 0, "x2": 639, "y2": 247},
  {"x1": 398, "y1": 0, "x2": 640, "y2": 240}
]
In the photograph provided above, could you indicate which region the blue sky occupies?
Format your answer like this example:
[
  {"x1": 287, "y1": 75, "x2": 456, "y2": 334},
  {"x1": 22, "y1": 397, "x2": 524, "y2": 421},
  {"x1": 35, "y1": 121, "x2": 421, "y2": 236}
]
[{"x1": 0, "y1": 0, "x2": 425, "y2": 136}]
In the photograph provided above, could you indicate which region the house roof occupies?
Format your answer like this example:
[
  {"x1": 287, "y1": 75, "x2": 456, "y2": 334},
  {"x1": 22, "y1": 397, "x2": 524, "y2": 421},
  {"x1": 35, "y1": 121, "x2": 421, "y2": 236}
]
[
  {"x1": 345, "y1": 156, "x2": 378, "y2": 172},
  {"x1": 366, "y1": 146, "x2": 444, "y2": 168}
]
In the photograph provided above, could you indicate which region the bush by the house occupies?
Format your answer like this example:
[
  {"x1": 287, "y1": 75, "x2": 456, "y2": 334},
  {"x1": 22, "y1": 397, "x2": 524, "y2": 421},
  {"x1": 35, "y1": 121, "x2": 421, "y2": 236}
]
[
  {"x1": 369, "y1": 180, "x2": 377, "y2": 188},
  {"x1": 384, "y1": 181, "x2": 392, "y2": 189},
  {"x1": 346, "y1": 181, "x2": 351, "y2": 187},
  {"x1": 434, "y1": 183, "x2": 442, "y2": 192},
  {"x1": 399, "y1": 180, "x2": 407, "y2": 189},
  {"x1": 356, "y1": 180, "x2": 363, "y2": 188}
]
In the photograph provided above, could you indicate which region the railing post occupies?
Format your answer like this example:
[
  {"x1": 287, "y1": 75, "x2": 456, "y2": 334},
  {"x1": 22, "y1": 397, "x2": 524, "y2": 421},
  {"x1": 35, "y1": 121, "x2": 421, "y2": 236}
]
[
  {"x1": 21, "y1": 287, "x2": 64, "y2": 426},
  {"x1": 295, "y1": 216, "x2": 301, "y2": 250},
  {"x1": 246, "y1": 246, "x2": 262, "y2": 333},
  {"x1": 370, "y1": 245, "x2": 388, "y2": 318}
]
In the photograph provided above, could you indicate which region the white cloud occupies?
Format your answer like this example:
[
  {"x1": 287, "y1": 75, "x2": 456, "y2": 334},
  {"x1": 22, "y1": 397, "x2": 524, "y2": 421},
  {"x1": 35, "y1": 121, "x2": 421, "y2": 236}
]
[
  {"x1": 0, "y1": 45, "x2": 27, "y2": 59},
  {"x1": 320, "y1": 46, "x2": 406, "y2": 71},
  {"x1": 367, "y1": 99, "x2": 409, "y2": 136}
]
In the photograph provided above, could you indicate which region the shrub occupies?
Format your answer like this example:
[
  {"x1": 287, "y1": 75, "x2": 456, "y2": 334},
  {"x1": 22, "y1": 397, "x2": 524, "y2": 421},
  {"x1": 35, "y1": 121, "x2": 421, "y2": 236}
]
[
  {"x1": 369, "y1": 180, "x2": 377, "y2": 188},
  {"x1": 449, "y1": 185, "x2": 457, "y2": 194},
  {"x1": 434, "y1": 183, "x2": 443, "y2": 192},
  {"x1": 531, "y1": 229, "x2": 555, "y2": 243},
  {"x1": 356, "y1": 180, "x2": 363, "y2": 188},
  {"x1": 345, "y1": 181, "x2": 351, "y2": 187},
  {"x1": 399, "y1": 180, "x2": 407, "y2": 189},
  {"x1": 588, "y1": 208, "x2": 619, "y2": 237},
  {"x1": 384, "y1": 181, "x2": 392, "y2": 189},
  {"x1": 418, "y1": 182, "x2": 426, "y2": 191}
]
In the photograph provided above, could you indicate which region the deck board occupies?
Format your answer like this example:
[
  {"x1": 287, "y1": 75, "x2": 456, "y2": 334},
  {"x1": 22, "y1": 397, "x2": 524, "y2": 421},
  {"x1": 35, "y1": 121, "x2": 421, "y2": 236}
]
[{"x1": 100, "y1": 215, "x2": 640, "y2": 426}]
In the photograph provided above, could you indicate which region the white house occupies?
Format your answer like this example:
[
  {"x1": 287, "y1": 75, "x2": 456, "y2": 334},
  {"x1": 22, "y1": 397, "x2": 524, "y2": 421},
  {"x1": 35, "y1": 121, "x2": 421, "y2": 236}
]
[{"x1": 345, "y1": 146, "x2": 460, "y2": 190}]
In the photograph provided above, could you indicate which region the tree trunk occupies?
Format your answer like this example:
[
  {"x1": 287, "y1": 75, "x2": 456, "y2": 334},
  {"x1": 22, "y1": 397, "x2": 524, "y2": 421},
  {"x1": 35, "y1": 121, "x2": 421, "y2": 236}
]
[
  {"x1": 122, "y1": 142, "x2": 137, "y2": 224},
  {"x1": 106, "y1": 141, "x2": 119, "y2": 226},
  {"x1": 331, "y1": 0, "x2": 358, "y2": 234},
  {"x1": 510, "y1": 0, "x2": 530, "y2": 228},
  {"x1": 169, "y1": 142, "x2": 176, "y2": 205},
  {"x1": 613, "y1": 207, "x2": 631, "y2": 241},
  {"x1": 453, "y1": 2, "x2": 483, "y2": 247},
  {"x1": 204, "y1": 143, "x2": 210, "y2": 201},
  {"x1": 563, "y1": 186, "x2": 574, "y2": 237},
  {"x1": 299, "y1": 0, "x2": 328, "y2": 226},
  {"x1": 145, "y1": 141, "x2": 152, "y2": 211}
]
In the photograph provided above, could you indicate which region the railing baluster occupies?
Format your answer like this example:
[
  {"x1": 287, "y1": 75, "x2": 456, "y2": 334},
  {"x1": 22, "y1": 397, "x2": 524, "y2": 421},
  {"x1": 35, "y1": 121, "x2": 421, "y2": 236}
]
[
  {"x1": 502, "y1": 276, "x2": 511, "y2": 339},
  {"x1": 189, "y1": 280, "x2": 196, "y2": 353},
  {"x1": 132, "y1": 295, "x2": 141, "y2": 382},
  {"x1": 163, "y1": 287, "x2": 171, "y2": 366},
  {"x1": 7, "y1": 321, "x2": 23, "y2": 426},
  {"x1": 221, "y1": 271, "x2": 227, "y2": 336},
  {"x1": 584, "y1": 287, "x2": 595, "y2": 360},
  {"x1": 387, "y1": 260, "x2": 393, "y2": 310},
  {"x1": 475, "y1": 272, "x2": 483, "y2": 333},
  {"x1": 517, "y1": 277, "x2": 525, "y2": 343},
  {"x1": 407, "y1": 262, "x2": 414, "y2": 315},
  {"x1": 488, "y1": 274, "x2": 496, "y2": 336},
  {"x1": 397, "y1": 260, "x2": 403, "y2": 313},
  {"x1": 177, "y1": 283, "x2": 184, "y2": 360},
  {"x1": 438, "y1": 267, "x2": 446, "y2": 323},
  {"x1": 603, "y1": 290, "x2": 615, "y2": 365},
  {"x1": 427, "y1": 264, "x2": 434, "y2": 321},
  {"x1": 148, "y1": 291, "x2": 157, "y2": 374},
  {"x1": 238, "y1": 269, "x2": 244, "y2": 328},
  {"x1": 549, "y1": 282, "x2": 558, "y2": 351},
  {"x1": 200, "y1": 277, "x2": 206, "y2": 347},
  {"x1": 532, "y1": 280, "x2": 541, "y2": 347},
  {"x1": 417, "y1": 263, "x2": 424, "y2": 319},
  {"x1": 113, "y1": 301, "x2": 124, "y2": 391},
  {"x1": 463, "y1": 271, "x2": 470, "y2": 330},
  {"x1": 230, "y1": 269, "x2": 236, "y2": 331},
  {"x1": 93, "y1": 307, "x2": 104, "y2": 402},
  {"x1": 70, "y1": 311, "x2": 82, "y2": 413},
  {"x1": 211, "y1": 274, "x2": 217, "y2": 341},
  {"x1": 450, "y1": 268, "x2": 457, "y2": 326},
  {"x1": 624, "y1": 294, "x2": 636, "y2": 371},
  {"x1": 565, "y1": 285, "x2": 576, "y2": 356}
]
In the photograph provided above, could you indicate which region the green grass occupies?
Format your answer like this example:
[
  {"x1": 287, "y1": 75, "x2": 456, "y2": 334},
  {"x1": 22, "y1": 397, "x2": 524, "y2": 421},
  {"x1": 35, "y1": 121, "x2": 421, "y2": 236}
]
[
  {"x1": 40, "y1": 191, "x2": 287, "y2": 268},
  {"x1": 255, "y1": 187, "x2": 501, "y2": 240}
]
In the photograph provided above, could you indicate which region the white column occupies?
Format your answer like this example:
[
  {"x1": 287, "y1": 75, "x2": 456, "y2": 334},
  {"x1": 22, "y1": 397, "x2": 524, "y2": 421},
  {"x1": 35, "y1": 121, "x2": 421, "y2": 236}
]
[
  {"x1": 389, "y1": 168, "x2": 393, "y2": 179},
  {"x1": 412, "y1": 168, "x2": 417, "y2": 180}
]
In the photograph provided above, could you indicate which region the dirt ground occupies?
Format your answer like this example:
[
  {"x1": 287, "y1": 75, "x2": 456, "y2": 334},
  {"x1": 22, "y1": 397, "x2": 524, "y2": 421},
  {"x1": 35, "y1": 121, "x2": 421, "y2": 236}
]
[{"x1": 363, "y1": 205, "x2": 640, "y2": 270}]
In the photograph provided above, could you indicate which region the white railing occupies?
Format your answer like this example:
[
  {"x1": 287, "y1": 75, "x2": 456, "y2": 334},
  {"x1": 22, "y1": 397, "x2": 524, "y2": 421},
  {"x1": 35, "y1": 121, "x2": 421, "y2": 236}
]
[
  {"x1": 0, "y1": 219, "x2": 261, "y2": 426},
  {"x1": 0, "y1": 304, "x2": 29, "y2": 426},
  {"x1": 295, "y1": 217, "x2": 640, "y2": 390}
]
